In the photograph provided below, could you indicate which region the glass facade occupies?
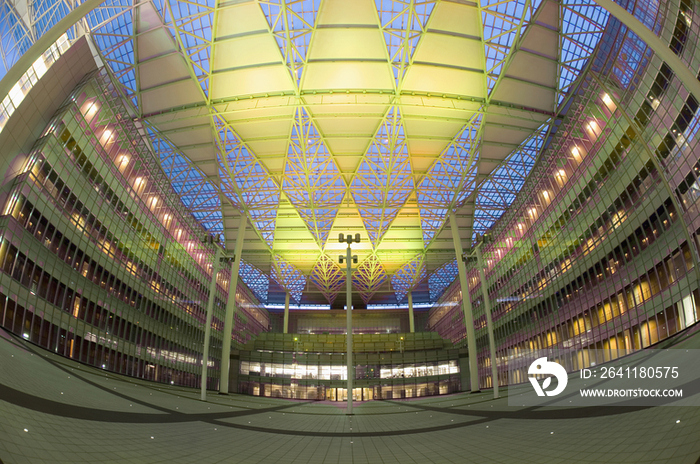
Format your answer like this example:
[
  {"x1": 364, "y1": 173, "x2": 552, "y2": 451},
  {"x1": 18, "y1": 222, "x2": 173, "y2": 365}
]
[
  {"x1": 237, "y1": 332, "x2": 461, "y2": 400},
  {"x1": 429, "y1": 0, "x2": 700, "y2": 389},
  {"x1": 0, "y1": 69, "x2": 268, "y2": 389}
]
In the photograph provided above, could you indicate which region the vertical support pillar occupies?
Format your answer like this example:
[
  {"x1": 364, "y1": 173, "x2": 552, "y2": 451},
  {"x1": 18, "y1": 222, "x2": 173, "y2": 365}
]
[
  {"x1": 219, "y1": 217, "x2": 247, "y2": 394},
  {"x1": 283, "y1": 292, "x2": 290, "y2": 334},
  {"x1": 475, "y1": 244, "x2": 499, "y2": 399},
  {"x1": 408, "y1": 292, "x2": 415, "y2": 333},
  {"x1": 346, "y1": 243, "x2": 353, "y2": 414},
  {"x1": 201, "y1": 246, "x2": 222, "y2": 401},
  {"x1": 449, "y1": 212, "x2": 480, "y2": 392}
]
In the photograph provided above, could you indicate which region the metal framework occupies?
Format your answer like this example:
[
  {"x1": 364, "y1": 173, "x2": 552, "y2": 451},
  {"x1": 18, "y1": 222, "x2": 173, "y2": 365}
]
[
  {"x1": 351, "y1": 106, "x2": 413, "y2": 247},
  {"x1": 352, "y1": 254, "x2": 388, "y2": 304},
  {"x1": 391, "y1": 253, "x2": 426, "y2": 303},
  {"x1": 284, "y1": 106, "x2": 345, "y2": 245},
  {"x1": 0, "y1": 0, "x2": 621, "y2": 305},
  {"x1": 239, "y1": 260, "x2": 270, "y2": 303},
  {"x1": 428, "y1": 258, "x2": 458, "y2": 301},
  {"x1": 271, "y1": 254, "x2": 306, "y2": 302},
  {"x1": 309, "y1": 253, "x2": 345, "y2": 303}
]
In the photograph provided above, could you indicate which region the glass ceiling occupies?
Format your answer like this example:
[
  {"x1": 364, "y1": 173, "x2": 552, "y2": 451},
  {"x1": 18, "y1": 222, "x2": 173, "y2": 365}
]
[{"x1": 0, "y1": 0, "x2": 617, "y2": 306}]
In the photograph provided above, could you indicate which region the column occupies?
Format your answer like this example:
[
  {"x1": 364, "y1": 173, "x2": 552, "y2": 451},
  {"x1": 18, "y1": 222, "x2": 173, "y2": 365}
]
[
  {"x1": 475, "y1": 244, "x2": 499, "y2": 399},
  {"x1": 201, "y1": 246, "x2": 222, "y2": 401},
  {"x1": 448, "y1": 212, "x2": 480, "y2": 392},
  {"x1": 219, "y1": 217, "x2": 247, "y2": 394},
  {"x1": 283, "y1": 292, "x2": 290, "y2": 334},
  {"x1": 408, "y1": 291, "x2": 415, "y2": 333}
]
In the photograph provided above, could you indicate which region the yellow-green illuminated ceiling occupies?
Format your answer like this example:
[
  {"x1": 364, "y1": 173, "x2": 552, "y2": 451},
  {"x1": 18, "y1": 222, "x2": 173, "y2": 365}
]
[{"x1": 14, "y1": 0, "x2": 610, "y2": 305}]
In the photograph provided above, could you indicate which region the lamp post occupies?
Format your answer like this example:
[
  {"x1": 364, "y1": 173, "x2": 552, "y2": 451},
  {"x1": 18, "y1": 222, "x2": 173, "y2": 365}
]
[{"x1": 338, "y1": 232, "x2": 359, "y2": 414}]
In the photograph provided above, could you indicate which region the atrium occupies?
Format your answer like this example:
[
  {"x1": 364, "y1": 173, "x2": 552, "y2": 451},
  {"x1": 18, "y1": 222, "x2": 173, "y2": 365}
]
[{"x1": 1, "y1": 0, "x2": 700, "y2": 462}]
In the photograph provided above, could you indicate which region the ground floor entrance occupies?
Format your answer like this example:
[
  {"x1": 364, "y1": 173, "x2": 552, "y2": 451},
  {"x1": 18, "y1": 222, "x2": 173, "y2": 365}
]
[{"x1": 326, "y1": 387, "x2": 374, "y2": 402}]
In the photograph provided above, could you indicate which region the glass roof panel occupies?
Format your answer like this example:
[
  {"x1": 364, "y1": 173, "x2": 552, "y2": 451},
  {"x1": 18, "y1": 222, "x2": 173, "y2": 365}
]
[
  {"x1": 283, "y1": 107, "x2": 345, "y2": 245},
  {"x1": 352, "y1": 107, "x2": 413, "y2": 247},
  {"x1": 417, "y1": 114, "x2": 481, "y2": 245},
  {"x1": 377, "y1": 0, "x2": 434, "y2": 85},
  {"x1": 33, "y1": 0, "x2": 72, "y2": 37},
  {"x1": 166, "y1": 0, "x2": 214, "y2": 95},
  {"x1": 89, "y1": 8, "x2": 137, "y2": 106},
  {"x1": 215, "y1": 116, "x2": 280, "y2": 248},
  {"x1": 0, "y1": 2, "x2": 33, "y2": 78},
  {"x1": 558, "y1": 0, "x2": 610, "y2": 103},
  {"x1": 148, "y1": 127, "x2": 223, "y2": 233},
  {"x1": 272, "y1": 255, "x2": 306, "y2": 302},
  {"x1": 391, "y1": 254, "x2": 425, "y2": 303},
  {"x1": 429, "y1": 258, "x2": 458, "y2": 301},
  {"x1": 240, "y1": 260, "x2": 270, "y2": 303},
  {"x1": 482, "y1": 0, "x2": 539, "y2": 93},
  {"x1": 473, "y1": 122, "x2": 548, "y2": 238}
]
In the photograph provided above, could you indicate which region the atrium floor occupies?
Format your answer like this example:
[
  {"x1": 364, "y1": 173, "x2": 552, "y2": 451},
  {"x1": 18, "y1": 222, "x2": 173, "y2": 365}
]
[{"x1": 1, "y1": 328, "x2": 700, "y2": 464}]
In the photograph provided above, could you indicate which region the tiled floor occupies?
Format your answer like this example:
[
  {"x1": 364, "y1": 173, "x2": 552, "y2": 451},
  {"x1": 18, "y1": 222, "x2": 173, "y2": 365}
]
[{"x1": 1, "y1": 328, "x2": 700, "y2": 464}]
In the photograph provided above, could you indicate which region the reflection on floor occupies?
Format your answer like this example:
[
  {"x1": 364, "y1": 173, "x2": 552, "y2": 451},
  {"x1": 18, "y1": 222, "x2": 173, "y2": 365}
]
[{"x1": 1, "y1": 327, "x2": 700, "y2": 464}]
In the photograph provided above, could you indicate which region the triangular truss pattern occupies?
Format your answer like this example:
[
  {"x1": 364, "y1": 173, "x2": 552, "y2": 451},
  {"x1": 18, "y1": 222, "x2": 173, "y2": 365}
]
[
  {"x1": 239, "y1": 260, "x2": 269, "y2": 303},
  {"x1": 260, "y1": 0, "x2": 319, "y2": 87},
  {"x1": 428, "y1": 258, "x2": 458, "y2": 301},
  {"x1": 351, "y1": 107, "x2": 414, "y2": 247},
  {"x1": 352, "y1": 254, "x2": 388, "y2": 304},
  {"x1": 31, "y1": 0, "x2": 72, "y2": 37},
  {"x1": 0, "y1": 0, "x2": 33, "y2": 78},
  {"x1": 0, "y1": 0, "x2": 624, "y2": 306},
  {"x1": 163, "y1": 0, "x2": 214, "y2": 96},
  {"x1": 417, "y1": 114, "x2": 482, "y2": 246},
  {"x1": 376, "y1": 0, "x2": 435, "y2": 87},
  {"x1": 272, "y1": 255, "x2": 306, "y2": 302},
  {"x1": 558, "y1": 0, "x2": 609, "y2": 104},
  {"x1": 482, "y1": 0, "x2": 540, "y2": 94},
  {"x1": 474, "y1": 122, "x2": 549, "y2": 236},
  {"x1": 391, "y1": 254, "x2": 426, "y2": 303},
  {"x1": 309, "y1": 254, "x2": 345, "y2": 304},
  {"x1": 86, "y1": 2, "x2": 137, "y2": 107},
  {"x1": 148, "y1": 126, "x2": 223, "y2": 233},
  {"x1": 283, "y1": 107, "x2": 345, "y2": 246},
  {"x1": 214, "y1": 114, "x2": 280, "y2": 247}
]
